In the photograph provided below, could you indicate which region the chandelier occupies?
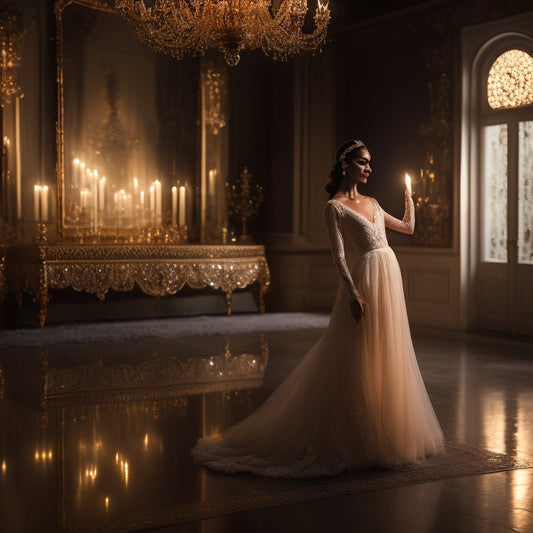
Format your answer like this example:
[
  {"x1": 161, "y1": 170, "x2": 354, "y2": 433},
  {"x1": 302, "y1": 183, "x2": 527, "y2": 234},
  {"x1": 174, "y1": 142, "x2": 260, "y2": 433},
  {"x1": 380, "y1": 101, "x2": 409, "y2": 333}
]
[{"x1": 115, "y1": 0, "x2": 331, "y2": 66}]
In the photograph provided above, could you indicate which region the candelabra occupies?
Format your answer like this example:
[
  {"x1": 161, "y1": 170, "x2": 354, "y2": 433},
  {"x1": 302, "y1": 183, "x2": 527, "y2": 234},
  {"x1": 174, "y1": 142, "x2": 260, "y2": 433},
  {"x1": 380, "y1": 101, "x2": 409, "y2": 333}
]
[
  {"x1": 34, "y1": 223, "x2": 48, "y2": 243},
  {"x1": 412, "y1": 155, "x2": 450, "y2": 247},
  {"x1": 226, "y1": 166, "x2": 263, "y2": 243}
]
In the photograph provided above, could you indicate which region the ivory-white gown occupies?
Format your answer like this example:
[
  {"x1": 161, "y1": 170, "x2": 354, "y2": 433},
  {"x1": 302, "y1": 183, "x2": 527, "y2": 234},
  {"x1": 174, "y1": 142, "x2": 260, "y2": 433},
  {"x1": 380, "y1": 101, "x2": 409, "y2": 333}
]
[{"x1": 191, "y1": 197, "x2": 445, "y2": 478}]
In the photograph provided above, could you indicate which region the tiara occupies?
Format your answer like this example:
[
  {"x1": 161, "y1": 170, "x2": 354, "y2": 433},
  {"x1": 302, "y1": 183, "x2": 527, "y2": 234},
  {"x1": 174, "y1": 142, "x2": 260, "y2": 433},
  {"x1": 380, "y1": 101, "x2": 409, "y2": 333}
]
[{"x1": 338, "y1": 140, "x2": 365, "y2": 162}]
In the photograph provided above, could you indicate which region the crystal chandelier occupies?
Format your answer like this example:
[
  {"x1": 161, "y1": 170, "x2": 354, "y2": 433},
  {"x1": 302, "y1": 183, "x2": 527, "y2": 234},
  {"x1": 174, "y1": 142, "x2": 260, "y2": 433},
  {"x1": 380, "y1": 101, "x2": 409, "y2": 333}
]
[{"x1": 115, "y1": 0, "x2": 331, "y2": 66}]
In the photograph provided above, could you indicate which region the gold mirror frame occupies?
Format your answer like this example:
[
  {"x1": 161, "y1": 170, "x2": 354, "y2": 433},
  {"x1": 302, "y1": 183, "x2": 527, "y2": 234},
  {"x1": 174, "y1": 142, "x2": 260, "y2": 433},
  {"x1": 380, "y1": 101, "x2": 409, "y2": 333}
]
[{"x1": 55, "y1": 0, "x2": 207, "y2": 243}]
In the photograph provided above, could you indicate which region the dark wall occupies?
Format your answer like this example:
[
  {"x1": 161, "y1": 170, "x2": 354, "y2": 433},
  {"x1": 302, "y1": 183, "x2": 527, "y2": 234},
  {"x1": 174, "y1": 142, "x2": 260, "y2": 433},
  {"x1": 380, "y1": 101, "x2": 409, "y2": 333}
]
[
  {"x1": 228, "y1": 54, "x2": 294, "y2": 237},
  {"x1": 334, "y1": 33, "x2": 429, "y2": 220}
]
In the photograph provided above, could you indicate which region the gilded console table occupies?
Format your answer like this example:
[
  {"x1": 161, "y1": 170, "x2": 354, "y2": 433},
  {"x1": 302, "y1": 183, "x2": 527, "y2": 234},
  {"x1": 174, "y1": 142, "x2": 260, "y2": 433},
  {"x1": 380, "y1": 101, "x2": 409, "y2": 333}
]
[{"x1": 6, "y1": 244, "x2": 270, "y2": 327}]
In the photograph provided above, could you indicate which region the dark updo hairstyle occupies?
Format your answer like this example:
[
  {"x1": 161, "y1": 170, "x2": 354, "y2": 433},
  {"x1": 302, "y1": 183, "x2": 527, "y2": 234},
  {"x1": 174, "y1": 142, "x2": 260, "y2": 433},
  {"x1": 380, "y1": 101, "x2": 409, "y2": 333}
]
[{"x1": 325, "y1": 139, "x2": 367, "y2": 199}]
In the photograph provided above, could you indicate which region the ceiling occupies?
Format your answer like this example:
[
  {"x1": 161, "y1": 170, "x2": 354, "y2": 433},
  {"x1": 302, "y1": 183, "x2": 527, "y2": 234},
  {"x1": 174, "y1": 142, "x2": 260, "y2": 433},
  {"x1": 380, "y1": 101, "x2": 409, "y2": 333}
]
[{"x1": 328, "y1": 0, "x2": 441, "y2": 31}]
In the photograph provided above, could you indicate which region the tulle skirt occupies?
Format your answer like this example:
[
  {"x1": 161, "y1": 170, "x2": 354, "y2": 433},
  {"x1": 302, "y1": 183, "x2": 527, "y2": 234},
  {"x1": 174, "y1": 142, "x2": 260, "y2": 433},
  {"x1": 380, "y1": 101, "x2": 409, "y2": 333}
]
[{"x1": 191, "y1": 247, "x2": 445, "y2": 477}]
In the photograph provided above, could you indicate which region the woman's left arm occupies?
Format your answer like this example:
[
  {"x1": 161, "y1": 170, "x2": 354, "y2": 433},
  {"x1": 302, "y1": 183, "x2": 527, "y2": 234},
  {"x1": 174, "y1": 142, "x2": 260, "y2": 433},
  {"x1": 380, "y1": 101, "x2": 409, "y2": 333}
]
[{"x1": 382, "y1": 192, "x2": 415, "y2": 235}]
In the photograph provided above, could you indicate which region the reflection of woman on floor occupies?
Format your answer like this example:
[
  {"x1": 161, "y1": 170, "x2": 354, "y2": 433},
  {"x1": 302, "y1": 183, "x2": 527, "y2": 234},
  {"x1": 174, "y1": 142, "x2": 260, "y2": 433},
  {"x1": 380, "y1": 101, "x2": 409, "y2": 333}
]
[{"x1": 192, "y1": 139, "x2": 445, "y2": 478}]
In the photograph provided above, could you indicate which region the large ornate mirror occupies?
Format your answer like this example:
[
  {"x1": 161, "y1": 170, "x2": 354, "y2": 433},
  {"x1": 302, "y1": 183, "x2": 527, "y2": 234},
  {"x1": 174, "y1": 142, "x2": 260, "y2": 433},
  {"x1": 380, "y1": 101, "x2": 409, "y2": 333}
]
[{"x1": 56, "y1": 0, "x2": 202, "y2": 242}]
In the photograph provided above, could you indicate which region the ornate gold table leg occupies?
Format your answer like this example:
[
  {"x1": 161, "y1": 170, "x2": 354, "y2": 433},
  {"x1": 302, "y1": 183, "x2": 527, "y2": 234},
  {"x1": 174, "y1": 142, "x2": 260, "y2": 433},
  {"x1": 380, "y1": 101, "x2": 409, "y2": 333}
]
[
  {"x1": 37, "y1": 264, "x2": 49, "y2": 328},
  {"x1": 225, "y1": 292, "x2": 232, "y2": 316},
  {"x1": 258, "y1": 283, "x2": 267, "y2": 314}
]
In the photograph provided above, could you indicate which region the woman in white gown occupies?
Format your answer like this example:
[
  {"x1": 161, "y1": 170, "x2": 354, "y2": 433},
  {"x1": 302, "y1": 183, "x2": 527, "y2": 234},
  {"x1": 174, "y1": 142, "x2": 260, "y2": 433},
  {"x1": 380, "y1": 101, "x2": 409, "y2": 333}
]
[{"x1": 191, "y1": 139, "x2": 445, "y2": 478}]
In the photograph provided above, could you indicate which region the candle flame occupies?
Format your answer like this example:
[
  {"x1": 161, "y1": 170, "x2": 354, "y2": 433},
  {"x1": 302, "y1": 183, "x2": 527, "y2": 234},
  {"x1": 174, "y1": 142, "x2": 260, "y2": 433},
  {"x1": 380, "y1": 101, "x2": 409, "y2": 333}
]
[{"x1": 405, "y1": 173, "x2": 412, "y2": 195}]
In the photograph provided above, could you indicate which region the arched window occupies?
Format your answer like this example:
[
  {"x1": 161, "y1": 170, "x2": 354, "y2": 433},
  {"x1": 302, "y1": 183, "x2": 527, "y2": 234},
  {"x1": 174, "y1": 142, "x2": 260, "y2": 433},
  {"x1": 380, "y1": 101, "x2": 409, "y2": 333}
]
[
  {"x1": 461, "y1": 15, "x2": 533, "y2": 335},
  {"x1": 481, "y1": 48, "x2": 533, "y2": 264}
]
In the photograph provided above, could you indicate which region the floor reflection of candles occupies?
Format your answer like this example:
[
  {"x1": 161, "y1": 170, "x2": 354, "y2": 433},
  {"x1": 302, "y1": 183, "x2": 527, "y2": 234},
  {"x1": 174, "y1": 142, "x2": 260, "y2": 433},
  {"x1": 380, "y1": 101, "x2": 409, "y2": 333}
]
[
  {"x1": 482, "y1": 390, "x2": 506, "y2": 454},
  {"x1": 1, "y1": 328, "x2": 532, "y2": 532}
]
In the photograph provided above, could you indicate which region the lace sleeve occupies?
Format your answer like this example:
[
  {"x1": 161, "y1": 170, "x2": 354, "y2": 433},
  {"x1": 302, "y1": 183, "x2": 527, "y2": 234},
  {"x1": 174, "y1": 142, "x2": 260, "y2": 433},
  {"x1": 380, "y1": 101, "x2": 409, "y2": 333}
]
[
  {"x1": 381, "y1": 194, "x2": 415, "y2": 235},
  {"x1": 323, "y1": 202, "x2": 361, "y2": 302}
]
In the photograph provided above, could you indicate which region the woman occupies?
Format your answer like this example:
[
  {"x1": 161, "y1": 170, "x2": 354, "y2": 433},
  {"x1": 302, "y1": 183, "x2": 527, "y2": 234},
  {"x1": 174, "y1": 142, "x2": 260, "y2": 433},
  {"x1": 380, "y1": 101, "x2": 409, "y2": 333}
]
[{"x1": 191, "y1": 139, "x2": 445, "y2": 477}]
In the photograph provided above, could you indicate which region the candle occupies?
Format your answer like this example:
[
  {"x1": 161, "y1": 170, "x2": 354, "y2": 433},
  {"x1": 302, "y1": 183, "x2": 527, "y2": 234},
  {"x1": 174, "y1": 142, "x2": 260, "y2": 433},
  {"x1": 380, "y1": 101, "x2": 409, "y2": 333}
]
[
  {"x1": 73, "y1": 158, "x2": 80, "y2": 189},
  {"x1": 133, "y1": 177, "x2": 139, "y2": 199},
  {"x1": 99, "y1": 178, "x2": 106, "y2": 211},
  {"x1": 40, "y1": 186, "x2": 49, "y2": 222},
  {"x1": 92, "y1": 170, "x2": 98, "y2": 231},
  {"x1": 171, "y1": 186, "x2": 177, "y2": 226},
  {"x1": 405, "y1": 173, "x2": 412, "y2": 196},
  {"x1": 15, "y1": 97, "x2": 21, "y2": 219},
  {"x1": 34, "y1": 185, "x2": 40, "y2": 221},
  {"x1": 178, "y1": 185, "x2": 186, "y2": 226},
  {"x1": 140, "y1": 190, "x2": 145, "y2": 226},
  {"x1": 80, "y1": 189, "x2": 88, "y2": 209},
  {"x1": 119, "y1": 189, "x2": 125, "y2": 213},
  {"x1": 80, "y1": 162, "x2": 86, "y2": 189},
  {"x1": 208, "y1": 169, "x2": 215, "y2": 195},
  {"x1": 154, "y1": 180, "x2": 162, "y2": 223},
  {"x1": 149, "y1": 185, "x2": 155, "y2": 223}
]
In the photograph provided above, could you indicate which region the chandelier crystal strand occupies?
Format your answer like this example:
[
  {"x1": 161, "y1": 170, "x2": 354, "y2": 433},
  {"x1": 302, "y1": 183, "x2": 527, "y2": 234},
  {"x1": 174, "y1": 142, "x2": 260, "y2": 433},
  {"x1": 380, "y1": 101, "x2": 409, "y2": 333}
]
[{"x1": 115, "y1": 0, "x2": 330, "y2": 66}]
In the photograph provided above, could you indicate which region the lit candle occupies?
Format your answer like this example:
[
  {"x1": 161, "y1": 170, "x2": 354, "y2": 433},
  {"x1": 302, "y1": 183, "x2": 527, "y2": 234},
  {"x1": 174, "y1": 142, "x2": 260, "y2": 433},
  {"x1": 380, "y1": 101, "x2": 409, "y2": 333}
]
[
  {"x1": 154, "y1": 179, "x2": 162, "y2": 223},
  {"x1": 99, "y1": 177, "x2": 106, "y2": 211},
  {"x1": 15, "y1": 97, "x2": 21, "y2": 219},
  {"x1": 34, "y1": 184, "x2": 40, "y2": 221},
  {"x1": 140, "y1": 190, "x2": 145, "y2": 226},
  {"x1": 178, "y1": 185, "x2": 186, "y2": 226},
  {"x1": 118, "y1": 189, "x2": 125, "y2": 213},
  {"x1": 208, "y1": 169, "x2": 215, "y2": 195},
  {"x1": 171, "y1": 186, "x2": 177, "y2": 226},
  {"x1": 149, "y1": 185, "x2": 155, "y2": 223},
  {"x1": 80, "y1": 189, "x2": 88, "y2": 209},
  {"x1": 92, "y1": 170, "x2": 98, "y2": 231},
  {"x1": 405, "y1": 173, "x2": 412, "y2": 196},
  {"x1": 80, "y1": 162, "x2": 86, "y2": 189},
  {"x1": 40, "y1": 186, "x2": 49, "y2": 222},
  {"x1": 73, "y1": 158, "x2": 80, "y2": 189}
]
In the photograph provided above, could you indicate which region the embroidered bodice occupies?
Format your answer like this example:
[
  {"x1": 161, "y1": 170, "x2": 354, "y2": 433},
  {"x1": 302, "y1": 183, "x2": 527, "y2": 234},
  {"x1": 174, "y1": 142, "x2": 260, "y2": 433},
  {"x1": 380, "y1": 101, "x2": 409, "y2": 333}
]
[{"x1": 323, "y1": 196, "x2": 414, "y2": 301}]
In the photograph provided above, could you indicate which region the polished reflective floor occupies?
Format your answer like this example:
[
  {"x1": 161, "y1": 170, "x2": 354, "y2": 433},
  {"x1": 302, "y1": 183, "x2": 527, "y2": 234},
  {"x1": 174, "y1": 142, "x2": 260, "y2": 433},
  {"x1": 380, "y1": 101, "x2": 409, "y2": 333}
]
[{"x1": 0, "y1": 319, "x2": 532, "y2": 533}]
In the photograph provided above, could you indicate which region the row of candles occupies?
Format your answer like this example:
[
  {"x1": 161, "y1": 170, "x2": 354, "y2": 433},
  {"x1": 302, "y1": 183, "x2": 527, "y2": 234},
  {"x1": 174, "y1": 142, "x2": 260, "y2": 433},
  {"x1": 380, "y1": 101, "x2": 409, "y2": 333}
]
[
  {"x1": 32, "y1": 179, "x2": 188, "y2": 226},
  {"x1": 72, "y1": 159, "x2": 188, "y2": 230}
]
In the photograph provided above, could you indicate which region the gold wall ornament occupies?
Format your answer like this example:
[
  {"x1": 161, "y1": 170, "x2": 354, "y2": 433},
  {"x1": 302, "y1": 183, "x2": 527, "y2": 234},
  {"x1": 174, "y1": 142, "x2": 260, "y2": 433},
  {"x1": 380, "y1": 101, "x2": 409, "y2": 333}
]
[
  {"x1": 226, "y1": 166, "x2": 263, "y2": 244},
  {"x1": 115, "y1": 0, "x2": 331, "y2": 67},
  {"x1": 6, "y1": 243, "x2": 270, "y2": 326},
  {"x1": 204, "y1": 64, "x2": 226, "y2": 135},
  {"x1": 200, "y1": 57, "x2": 229, "y2": 243},
  {"x1": 0, "y1": 1, "x2": 25, "y2": 107}
]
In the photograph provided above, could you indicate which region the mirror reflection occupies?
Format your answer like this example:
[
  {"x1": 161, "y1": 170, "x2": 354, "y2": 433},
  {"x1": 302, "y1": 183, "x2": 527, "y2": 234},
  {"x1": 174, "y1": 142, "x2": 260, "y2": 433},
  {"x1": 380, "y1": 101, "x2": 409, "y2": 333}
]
[{"x1": 59, "y1": 2, "x2": 198, "y2": 240}]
